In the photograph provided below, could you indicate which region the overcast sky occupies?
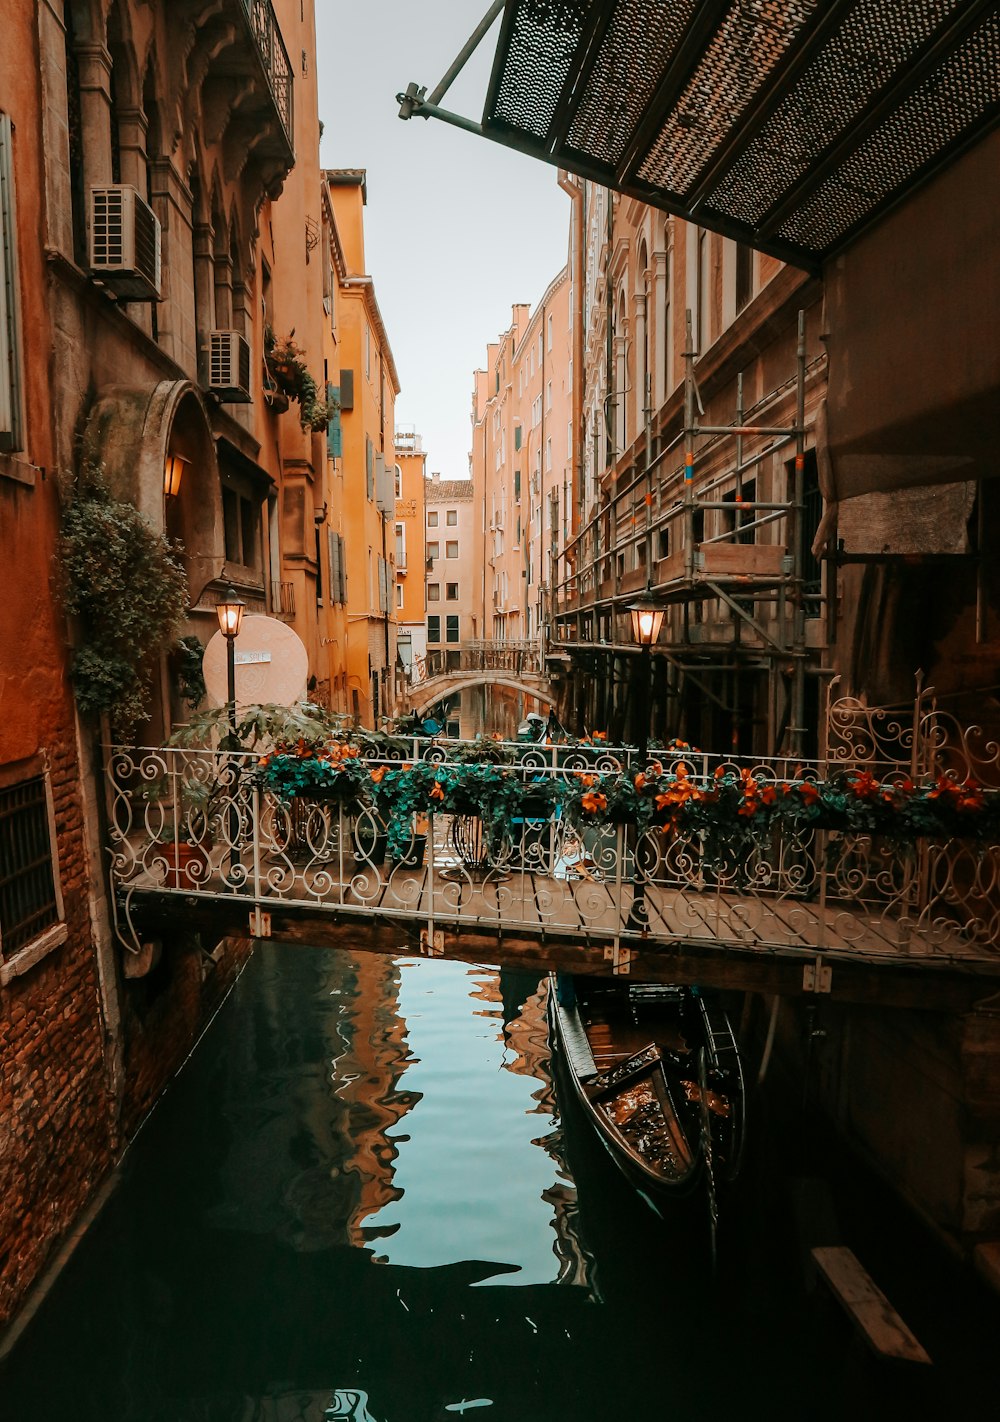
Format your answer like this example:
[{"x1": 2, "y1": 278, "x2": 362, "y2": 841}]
[{"x1": 315, "y1": 0, "x2": 570, "y2": 479}]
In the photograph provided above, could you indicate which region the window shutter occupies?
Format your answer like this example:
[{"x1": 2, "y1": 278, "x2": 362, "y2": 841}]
[
  {"x1": 0, "y1": 113, "x2": 23, "y2": 453},
  {"x1": 339, "y1": 368, "x2": 354, "y2": 411},
  {"x1": 332, "y1": 528, "x2": 344, "y2": 605},
  {"x1": 514, "y1": 425, "x2": 522, "y2": 451},
  {"x1": 377, "y1": 555, "x2": 389, "y2": 612},
  {"x1": 326, "y1": 384, "x2": 342, "y2": 458},
  {"x1": 366, "y1": 438, "x2": 374, "y2": 499}
]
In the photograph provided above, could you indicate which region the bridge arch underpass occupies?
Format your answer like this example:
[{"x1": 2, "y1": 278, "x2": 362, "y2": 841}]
[{"x1": 408, "y1": 673, "x2": 556, "y2": 719}]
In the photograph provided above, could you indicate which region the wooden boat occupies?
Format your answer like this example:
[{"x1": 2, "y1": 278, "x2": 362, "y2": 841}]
[{"x1": 548, "y1": 976, "x2": 746, "y2": 1218}]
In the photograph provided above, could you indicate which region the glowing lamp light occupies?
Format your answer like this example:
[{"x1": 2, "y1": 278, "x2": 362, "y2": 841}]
[
  {"x1": 163, "y1": 452, "x2": 190, "y2": 498},
  {"x1": 216, "y1": 588, "x2": 245, "y2": 640},
  {"x1": 629, "y1": 597, "x2": 665, "y2": 648}
]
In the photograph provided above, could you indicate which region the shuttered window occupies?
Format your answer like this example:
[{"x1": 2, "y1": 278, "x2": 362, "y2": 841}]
[
  {"x1": 366, "y1": 438, "x2": 374, "y2": 499},
  {"x1": 326, "y1": 384, "x2": 342, "y2": 458},
  {"x1": 0, "y1": 112, "x2": 24, "y2": 454}
]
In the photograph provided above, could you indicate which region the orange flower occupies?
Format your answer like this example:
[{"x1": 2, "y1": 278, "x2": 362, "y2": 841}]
[
  {"x1": 634, "y1": 772, "x2": 647, "y2": 791},
  {"x1": 760, "y1": 783, "x2": 778, "y2": 806},
  {"x1": 581, "y1": 791, "x2": 607, "y2": 814},
  {"x1": 796, "y1": 781, "x2": 820, "y2": 805},
  {"x1": 258, "y1": 755, "x2": 271, "y2": 768},
  {"x1": 848, "y1": 770, "x2": 881, "y2": 800},
  {"x1": 430, "y1": 781, "x2": 445, "y2": 801},
  {"x1": 577, "y1": 773, "x2": 598, "y2": 787},
  {"x1": 593, "y1": 731, "x2": 607, "y2": 741},
  {"x1": 370, "y1": 766, "x2": 387, "y2": 783}
]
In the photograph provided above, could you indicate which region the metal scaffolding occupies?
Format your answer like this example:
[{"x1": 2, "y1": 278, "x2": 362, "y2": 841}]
[{"x1": 551, "y1": 308, "x2": 827, "y2": 758}]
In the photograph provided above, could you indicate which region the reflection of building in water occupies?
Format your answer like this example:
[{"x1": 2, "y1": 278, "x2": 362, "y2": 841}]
[
  {"x1": 333, "y1": 956, "x2": 421, "y2": 1247},
  {"x1": 224, "y1": 947, "x2": 419, "y2": 1253},
  {"x1": 479, "y1": 968, "x2": 595, "y2": 1290}
]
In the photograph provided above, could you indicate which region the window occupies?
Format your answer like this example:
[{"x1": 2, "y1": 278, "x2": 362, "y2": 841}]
[
  {"x1": 537, "y1": 333, "x2": 543, "y2": 366},
  {"x1": 547, "y1": 312, "x2": 553, "y2": 351},
  {"x1": 446, "y1": 509, "x2": 457, "y2": 526},
  {"x1": 426, "y1": 541, "x2": 439, "y2": 560},
  {"x1": 446, "y1": 614, "x2": 459, "y2": 643},
  {"x1": 394, "y1": 464, "x2": 402, "y2": 497},
  {"x1": 445, "y1": 541, "x2": 458, "y2": 559},
  {"x1": 427, "y1": 614, "x2": 440, "y2": 643},
  {"x1": 0, "y1": 763, "x2": 63, "y2": 959},
  {"x1": 427, "y1": 582, "x2": 440, "y2": 601},
  {"x1": 546, "y1": 380, "x2": 552, "y2": 411},
  {"x1": 221, "y1": 479, "x2": 262, "y2": 570},
  {"x1": 698, "y1": 228, "x2": 711, "y2": 353},
  {"x1": 545, "y1": 437, "x2": 552, "y2": 472},
  {"x1": 427, "y1": 510, "x2": 438, "y2": 527},
  {"x1": 366, "y1": 438, "x2": 374, "y2": 499},
  {"x1": 735, "y1": 243, "x2": 753, "y2": 315},
  {"x1": 396, "y1": 581, "x2": 403, "y2": 609},
  {"x1": 446, "y1": 582, "x2": 458, "y2": 600},
  {"x1": 395, "y1": 521, "x2": 406, "y2": 567},
  {"x1": 0, "y1": 113, "x2": 24, "y2": 453}
]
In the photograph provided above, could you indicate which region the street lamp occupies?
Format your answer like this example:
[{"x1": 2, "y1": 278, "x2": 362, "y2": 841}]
[
  {"x1": 216, "y1": 587, "x2": 246, "y2": 734},
  {"x1": 628, "y1": 596, "x2": 664, "y2": 761},
  {"x1": 627, "y1": 595, "x2": 664, "y2": 931},
  {"x1": 216, "y1": 588, "x2": 245, "y2": 877}
]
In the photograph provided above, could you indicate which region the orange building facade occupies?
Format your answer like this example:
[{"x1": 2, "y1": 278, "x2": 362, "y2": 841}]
[{"x1": 393, "y1": 428, "x2": 427, "y2": 685}]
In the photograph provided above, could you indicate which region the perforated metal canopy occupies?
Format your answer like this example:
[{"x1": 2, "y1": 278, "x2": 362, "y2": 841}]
[{"x1": 477, "y1": 0, "x2": 1000, "y2": 268}]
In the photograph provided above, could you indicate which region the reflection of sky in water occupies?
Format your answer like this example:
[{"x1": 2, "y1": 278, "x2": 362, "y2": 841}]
[{"x1": 363, "y1": 959, "x2": 562, "y2": 1284}]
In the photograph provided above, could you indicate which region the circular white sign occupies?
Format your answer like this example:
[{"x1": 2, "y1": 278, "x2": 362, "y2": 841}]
[{"x1": 202, "y1": 614, "x2": 309, "y2": 710}]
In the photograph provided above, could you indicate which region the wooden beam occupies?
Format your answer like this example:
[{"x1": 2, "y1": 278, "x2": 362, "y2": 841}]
[
  {"x1": 127, "y1": 891, "x2": 996, "y2": 1012},
  {"x1": 812, "y1": 1246, "x2": 932, "y2": 1366}
]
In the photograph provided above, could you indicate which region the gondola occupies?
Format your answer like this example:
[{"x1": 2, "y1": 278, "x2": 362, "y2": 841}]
[{"x1": 548, "y1": 975, "x2": 746, "y2": 1221}]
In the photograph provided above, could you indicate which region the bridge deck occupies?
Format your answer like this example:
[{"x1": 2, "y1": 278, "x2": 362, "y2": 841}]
[{"x1": 118, "y1": 846, "x2": 1000, "y2": 1011}]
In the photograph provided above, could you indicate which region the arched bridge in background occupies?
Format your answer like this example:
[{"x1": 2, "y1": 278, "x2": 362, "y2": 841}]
[{"x1": 405, "y1": 640, "x2": 557, "y2": 716}]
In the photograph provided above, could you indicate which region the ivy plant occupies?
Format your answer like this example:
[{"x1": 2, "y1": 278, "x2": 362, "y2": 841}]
[{"x1": 60, "y1": 447, "x2": 187, "y2": 734}]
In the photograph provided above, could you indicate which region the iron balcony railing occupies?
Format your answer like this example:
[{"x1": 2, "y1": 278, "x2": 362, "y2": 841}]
[{"x1": 238, "y1": 0, "x2": 294, "y2": 151}]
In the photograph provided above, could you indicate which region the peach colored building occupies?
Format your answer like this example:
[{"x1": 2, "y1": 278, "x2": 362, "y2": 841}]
[
  {"x1": 326, "y1": 170, "x2": 400, "y2": 728},
  {"x1": 393, "y1": 428, "x2": 427, "y2": 683},
  {"x1": 423, "y1": 472, "x2": 478, "y2": 736}
]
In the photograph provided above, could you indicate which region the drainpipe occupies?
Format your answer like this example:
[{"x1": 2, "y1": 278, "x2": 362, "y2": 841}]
[{"x1": 558, "y1": 171, "x2": 585, "y2": 541}]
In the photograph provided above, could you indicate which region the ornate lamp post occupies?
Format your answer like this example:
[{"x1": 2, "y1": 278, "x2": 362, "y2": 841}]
[
  {"x1": 627, "y1": 596, "x2": 665, "y2": 930},
  {"x1": 216, "y1": 588, "x2": 245, "y2": 876}
]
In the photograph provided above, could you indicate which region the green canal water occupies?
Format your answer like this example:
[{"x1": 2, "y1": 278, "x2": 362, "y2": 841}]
[{"x1": 2, "y1": 945, "x2": 998, "y2": 1421}]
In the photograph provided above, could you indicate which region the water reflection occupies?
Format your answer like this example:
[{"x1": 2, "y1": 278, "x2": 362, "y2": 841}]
[{"x1": 2, "y1": 945, "x2": 997, "y2": 1422}]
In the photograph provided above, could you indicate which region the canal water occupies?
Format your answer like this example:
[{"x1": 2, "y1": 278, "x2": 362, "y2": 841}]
[{"x1": 2, "y1": 944, "x2": 999, "y2": 1421}]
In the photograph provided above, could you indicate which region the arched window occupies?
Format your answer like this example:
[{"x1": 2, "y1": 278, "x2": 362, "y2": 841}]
[{"x1": 616, "y1": 289, "x2": 628, "y2": 454}]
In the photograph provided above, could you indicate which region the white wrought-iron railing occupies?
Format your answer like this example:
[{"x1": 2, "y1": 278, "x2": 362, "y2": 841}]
[{"x1": 105, "y1": 689, "x2": 1000, "y2": 966}]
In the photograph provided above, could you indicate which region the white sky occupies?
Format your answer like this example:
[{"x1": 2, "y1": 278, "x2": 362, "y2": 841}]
[{"x1": 315, "y1": 0, "x2": 571, "y2": 479}]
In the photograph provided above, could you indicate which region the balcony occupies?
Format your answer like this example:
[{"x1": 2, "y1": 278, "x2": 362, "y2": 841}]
[{"x1": 237, "y1": 0, "x2": 294, "y2": 153}]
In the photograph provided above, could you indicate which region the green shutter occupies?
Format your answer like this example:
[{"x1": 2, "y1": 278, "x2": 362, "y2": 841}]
[{"x1": 326, "y1": 384, "x2": 342, "y2": 459}]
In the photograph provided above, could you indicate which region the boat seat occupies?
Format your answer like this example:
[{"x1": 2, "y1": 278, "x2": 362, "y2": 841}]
[{"x1": 557, "y1": 1000, "x2": 599, "y2": 1081}]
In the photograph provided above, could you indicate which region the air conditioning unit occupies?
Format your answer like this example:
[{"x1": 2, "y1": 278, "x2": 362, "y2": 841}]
[
  {"x1": 88, "y1": 185, "x2": 161, "y2": 300},
  {"x1": 208, "y1": 331, "x2": 252, "y2": 403}
]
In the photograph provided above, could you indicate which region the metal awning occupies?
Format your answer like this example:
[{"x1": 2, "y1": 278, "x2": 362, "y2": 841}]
[{"x1": 399, "y1": 0, "x2": 1000, "y2": 269}]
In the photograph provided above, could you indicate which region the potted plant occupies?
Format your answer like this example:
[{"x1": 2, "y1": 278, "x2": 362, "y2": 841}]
[{"x1": 264, "y1": 329, "x2": 332, "y2": 432}]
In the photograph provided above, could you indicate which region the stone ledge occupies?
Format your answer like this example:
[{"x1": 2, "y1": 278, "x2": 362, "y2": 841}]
[{"x1": 0, "y1": 922, "x2": 69, "y2": 986}]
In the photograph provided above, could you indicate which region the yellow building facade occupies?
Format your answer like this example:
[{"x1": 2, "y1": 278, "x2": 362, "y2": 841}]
[{"x1": 326, "y1": 171, "x2": 400, "y2": 728}]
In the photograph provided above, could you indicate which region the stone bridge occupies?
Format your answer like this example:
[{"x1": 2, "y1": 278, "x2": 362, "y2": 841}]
[{"x1": 404, "y1": 640, "x2": 557, "y2": 716}]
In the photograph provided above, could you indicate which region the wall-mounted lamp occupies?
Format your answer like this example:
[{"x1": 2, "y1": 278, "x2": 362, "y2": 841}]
[{"x1": 163, "y1": 452, "x2": 190, "y2": 498}]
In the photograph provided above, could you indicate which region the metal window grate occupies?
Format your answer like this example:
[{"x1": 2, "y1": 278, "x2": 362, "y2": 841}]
[{"x1": 0, "y1": 775, "x2": 59, "y2": 955}]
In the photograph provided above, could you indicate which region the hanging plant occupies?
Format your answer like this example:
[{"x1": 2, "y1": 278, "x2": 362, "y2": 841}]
[
  {"x1": 264, "y1": 329, "x2": 332, "y2": 432},
  {"x1": 60, "y1": 443, "x2": 187, "y2": 734},
  {"x1": 173, "y1": 634, "x2": 207, "y2": 709}
]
